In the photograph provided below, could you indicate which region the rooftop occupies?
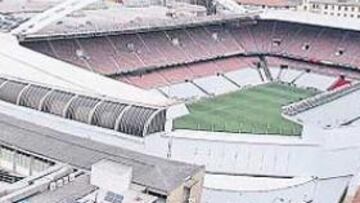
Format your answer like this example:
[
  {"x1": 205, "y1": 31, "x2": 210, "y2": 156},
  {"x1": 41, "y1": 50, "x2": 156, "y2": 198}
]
[
  {"x1": 260, "y1": 10, "x2": 360, "y2": 31},
  {"x1": 0, "y1": 105, "x2": 203, "y2": 195},
  {"x1": 236, "y1": 0, "x2": 301, "y2": 7}
]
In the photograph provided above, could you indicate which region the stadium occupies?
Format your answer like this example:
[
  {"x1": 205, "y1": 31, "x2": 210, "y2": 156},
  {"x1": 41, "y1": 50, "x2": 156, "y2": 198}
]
[{"x1": 1, "y1": 0, "x2": 360, "y2": 203}]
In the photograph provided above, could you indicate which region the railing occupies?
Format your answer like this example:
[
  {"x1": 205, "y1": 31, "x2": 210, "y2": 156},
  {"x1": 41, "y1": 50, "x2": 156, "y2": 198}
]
[{"x1": 282, "y1": 82, "x2": 360, "y2": 117}]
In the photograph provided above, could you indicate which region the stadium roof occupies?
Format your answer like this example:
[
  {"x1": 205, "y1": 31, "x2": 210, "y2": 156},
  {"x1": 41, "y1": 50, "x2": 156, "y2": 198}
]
[
  {"x1": 0, "y1": 34, "x2": 174, "y2": 107},
  {"x1": 0, "y1": 104, "x2": 203, "y2": 195},
  {"x1": 260, "y1": 10, "x2": 360, "y2": 31},
  {"x1": 0, "y1": 0, "x2": 62, "y2": 14}
]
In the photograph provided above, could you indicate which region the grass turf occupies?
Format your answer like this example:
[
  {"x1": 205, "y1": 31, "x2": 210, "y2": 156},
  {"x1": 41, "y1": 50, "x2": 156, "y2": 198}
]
[{"x1": 174, "y1": 83, "x2": 318, "y2": 136}]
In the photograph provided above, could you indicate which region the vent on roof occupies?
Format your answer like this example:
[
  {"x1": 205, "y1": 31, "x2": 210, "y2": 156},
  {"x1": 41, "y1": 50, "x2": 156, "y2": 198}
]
[{"x1": 0, "y1": 77, "x2": 166, "y2": 137}]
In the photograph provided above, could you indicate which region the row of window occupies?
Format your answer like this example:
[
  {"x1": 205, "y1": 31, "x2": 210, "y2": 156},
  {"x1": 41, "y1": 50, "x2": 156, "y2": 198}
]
[
  {"x1": 322, "y1": 4, "x2": 360, "y2": 12},
  {"x1": 323, "y1": 11, "x2": 360, "y2": 18}
]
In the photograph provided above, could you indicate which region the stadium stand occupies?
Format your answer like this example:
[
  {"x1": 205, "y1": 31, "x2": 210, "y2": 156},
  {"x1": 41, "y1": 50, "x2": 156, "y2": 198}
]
[
  {"x1": 283, "y1": 82, "x2": 360, "y2": 117},
  {"x1": 20, "y1": 19, "x2": 360, "y2": 94},
  {"x1": 0, "y1": 76, "x2": 167, "y2": 137}
]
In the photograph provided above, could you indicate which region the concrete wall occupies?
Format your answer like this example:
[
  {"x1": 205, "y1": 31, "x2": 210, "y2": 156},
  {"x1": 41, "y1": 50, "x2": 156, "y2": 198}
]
[
  {"x1": 202, "y1": 176, "x2": 351, "y2": 203},
  {"x1": 167, "y1": 169, "x2": 205, "y2": 203}
]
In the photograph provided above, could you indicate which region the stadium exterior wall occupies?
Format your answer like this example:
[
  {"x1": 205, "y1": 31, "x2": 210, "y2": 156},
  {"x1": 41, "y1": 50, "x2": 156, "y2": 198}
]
[
  {"x1": 2, "y1": 93, "x2": 360, "y2": 202},
  {"x1": 202, "y1": 176, "x2": 351, "y2": 203}
]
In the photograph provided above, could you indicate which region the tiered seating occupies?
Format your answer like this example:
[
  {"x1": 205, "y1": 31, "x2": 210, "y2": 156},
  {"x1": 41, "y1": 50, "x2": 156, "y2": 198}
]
[
  {"x1": 214, "y1": 57, "x2": 251, "y2": 72},
  {"x1": 165, "y1": 29, "x2": 210, "y2": 60},
  {"x1": 283, "y1": 82, "x2": 360, "y2": 117},
  {"x1": 229, "y1": 25, "x2": 258, "y2": 52},
  {"x1": 249, "y1": 21, "x2": 274, "y2": 53},
  {"x1": 140, "y1": 31, "x2": 189, "y2": 64},
  {"x1": 48, "y1": 39, "x2": 89, "y2": 69},
  {"x1": 204, "y1": 24, "x2": 245, "y2": 54},
  {"x1": 122, "y1": 56, "x2": 260, "y2": 89},
  {"x1": 77, "y1": 37, "x2": 120, "y2": 74},
  {"x1": 158, "y1": 66, "x2": 193, "y2": 84},
  {"x1": 269, "y1": 22, "x2": 302, "y2": 53},
  {"x1": 186, "y1": 27, "x2": 227, "y2": 56},
  {"x1": 21, "y1": 19, "x2": 360, "y2": 92},
  {"x1": 187, "y1": 61, "x2": 221, "y2": 77},
  {"x1": 23, "y1": 41, "x2": 55, "y2": 58},
  {"x1": 107, "y1": 34, "x2": 145, "y2": 70},
  {"x1": 285, "y1": 26, "x2": 321, "y2": 58},
  {"x1": 120, "y1": 72, "x2": 169, "y2": 89},
  {"x1": 308, "y1": 29, "x2": 343, "y2": 61},
  {"x1": 113, "y1": 33, "x2": 164, "y2": 67}
]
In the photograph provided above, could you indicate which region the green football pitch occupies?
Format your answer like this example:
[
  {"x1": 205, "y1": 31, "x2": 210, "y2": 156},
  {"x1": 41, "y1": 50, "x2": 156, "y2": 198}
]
[{"x1": 174, "y1": 83, "x2": 318, "y2": 136}]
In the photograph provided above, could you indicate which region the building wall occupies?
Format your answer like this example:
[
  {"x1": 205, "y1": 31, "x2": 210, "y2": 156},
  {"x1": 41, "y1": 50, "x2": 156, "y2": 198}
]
[
  {"x1": 301, "y1": 1, "x2": 360, "y2": 19},
  {"x1": 0, "y1": 146, "x2": 53, "y2": 177},
  {"x1": 202, "y1": 175, "x2": 351, "y2": 203},
  {"x1": 166, "y1": 169, "x2": 205, "y2": 203}
]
